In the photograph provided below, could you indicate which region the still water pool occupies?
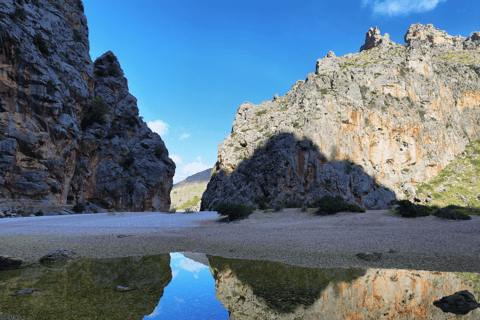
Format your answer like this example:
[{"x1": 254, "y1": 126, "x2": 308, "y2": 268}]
[{"x1": 0, "y1": 252, "x2": 479, "y2": 319}]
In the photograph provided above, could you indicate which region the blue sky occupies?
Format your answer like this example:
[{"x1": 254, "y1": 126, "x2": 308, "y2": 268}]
[{"x1": 83, "y1": 0, "x2": 479, "y2": 183}]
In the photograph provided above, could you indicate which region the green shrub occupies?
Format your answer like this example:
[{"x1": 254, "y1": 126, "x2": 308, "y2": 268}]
[
  {"x1": 10, "y1": 6, "x2": 26, "y2": 22},
  {"x1": 88, "y1": 96, "x2": 110, "y2": 124},
  {"x1": 273, "y1": 200, "x2": 284, "y2": 212},
  {"x1": 154, "y1": 145, "x2": 164, "y2": 158},
  {"x1": 72, "y1": 203, "x2": 85, "y2": 213},
  {"x1": 395, "y1": 200, "x2": 430, "y2": 218},
  {"x1": 284, "y1": 202, "x2": 303, "y2": 208},
  {"x1": 33, "y1": 33, "x2": 50, "y2": 56},
  {"x1": 168, "y1": 208, "x2": 177, "y2": 213},
  {"x1": 0, "y1": 151, "x2": 4, "y2": 158},
  {"x1": 254, "y1": 196, "x2": 270, "y2": 210},
  {"x1": 25, "y1": 176, "x2": 34, "y2": 182},
  {"x1": 94, "y1": 132, "x2": 102, "y2": 139},
  {"x1": 184, "y1": 207, "x2": 194, "y2": 213},
  {"x1": 120, "y1": 154, "x2": 134, "y2": 170},
  {"x1": 127, "y1": 201, "x2": 134, "y2": 206},
  {"x1": 35, "y1": 211, "x2": 44, "y2": 216},
  {"x1": 433, "y1": 207, "x2": 471, "y2": 220},
  {"x1": 73, "y1": 29, "x2": 81, "y2": 42},
  {"x1": 140, "y1": 142, "x2": 149, "y2": 149},
  {"x1": 46, "y1": 80, "x2": 56, "y2": 96},
  {"x1": 214, "y1": 202, "x2": 254, "y2": 221},
  {"x1": 77, "y1": 0, "x2": 84, "y2": 12},
  {"x1": 313, "y1": 195, "x2": 365, "y2": 215}
]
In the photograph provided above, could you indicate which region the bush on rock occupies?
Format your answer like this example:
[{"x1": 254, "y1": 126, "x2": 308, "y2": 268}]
[
  {"x1": 313, "y1": 195, "x2": 366, "y2": 215},
  {"x1": 214, "y1": 202, "x2": 254, "y2": 221},
  {"x1": 395, "y1": 200, "x2": 430, "y2": 218}
]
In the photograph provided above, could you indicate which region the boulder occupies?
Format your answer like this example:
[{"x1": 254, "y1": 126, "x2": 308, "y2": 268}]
[
  {"x1": 433, "y1": 290, "x2": 480, "y2": 315},
  {"x1": 39, "y1": 249, "x2": 77, "y2": 264},
  {"x1": 0, "y1": 255, "x2": 22, "y2": 270}
]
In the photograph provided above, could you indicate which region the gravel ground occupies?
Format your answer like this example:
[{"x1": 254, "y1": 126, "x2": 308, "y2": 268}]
[{"x1": 1, "y1": 209, "x2": 480, "y2": 272}]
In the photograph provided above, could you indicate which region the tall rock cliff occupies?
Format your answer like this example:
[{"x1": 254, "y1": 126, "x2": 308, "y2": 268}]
[
  {"x1": 0, "y1": 0, "x2": 175, "y2": 211},
  {"x1": 202, "y1": 23, "x2": 480, "y2": 210}
]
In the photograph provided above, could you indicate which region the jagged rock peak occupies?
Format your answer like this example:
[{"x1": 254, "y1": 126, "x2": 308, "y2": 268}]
[
  {"x1": 404, "y1": 23, "x2": 464, "y2": 45},
  {"x1": 94, "y1": 51, "x2": 125, "y2": 79},
  {"x1": 360, "y1": 26, "x2": 392, "y2": 52}
]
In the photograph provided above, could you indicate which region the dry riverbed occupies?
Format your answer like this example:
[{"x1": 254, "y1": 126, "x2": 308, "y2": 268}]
[{"x1": 1, "y1": 209, "x2": 480, "y2": 272}]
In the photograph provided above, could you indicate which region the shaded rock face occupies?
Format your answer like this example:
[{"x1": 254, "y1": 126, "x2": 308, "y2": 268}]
[
  {"x1": 0, "y1": 0, "x2": 174, "y2": 211},
  {"x1": 209, "y1": 255, "x2": 480, "y2": 319},
  {"x1": 202, "y1": 23, "x2": 480, "y2": 210}
]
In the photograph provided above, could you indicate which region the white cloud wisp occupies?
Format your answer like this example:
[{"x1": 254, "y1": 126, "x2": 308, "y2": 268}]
[
  {"x1": 362, "y1": 0, "x2": 447, "y2": 16},
  {"x1": 147, "y1": 119, "x2": 169, "y2": 136}
]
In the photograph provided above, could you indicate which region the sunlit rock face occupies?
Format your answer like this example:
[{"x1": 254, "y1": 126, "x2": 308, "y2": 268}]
[
  {"x1": 208, "y1": 255, "x2": 480, "y2": 319},
  {"x1": 202, "y1": 23, "x2": 480, "y2": 210},
  {"x1": 0, "y1": 0, "x2": 174, "y2": 211},
  {"x1": 0, "y1": 254, "x2": 172, "y2": 319}
]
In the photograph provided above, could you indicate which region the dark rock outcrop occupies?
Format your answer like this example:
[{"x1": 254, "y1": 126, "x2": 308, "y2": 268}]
[
  {"x1": 202, "y1": 23, "x2": 480, "y2": 210},
  {"x1": 434, "y1": 290, "x2": 480, "y2": 315},
  {"x1": 0, "y1": 255, "x2": 22, "y2": 270},
  {"x1": 0, "y1": 0, "x2": 175, "y2": 211}
]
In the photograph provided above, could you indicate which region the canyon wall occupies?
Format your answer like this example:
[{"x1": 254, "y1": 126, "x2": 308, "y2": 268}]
[
  {"x1": 0, "y1": 0, "x2": 175, "y2": 211},
  {"x1": 202, "y1": 24, "x2": 480, "y2": 210}
]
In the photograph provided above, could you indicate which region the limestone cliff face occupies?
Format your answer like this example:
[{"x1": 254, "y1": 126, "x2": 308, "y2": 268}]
[
  {"x1": 0, "y1": 0, "x2": 174, "y2": 211},
  {"x1": 202, "y1": 23, "x2": 480, "y2": 210},
  {"x1": 209, "y1": 256, "x2": 479, "y2": 319}
]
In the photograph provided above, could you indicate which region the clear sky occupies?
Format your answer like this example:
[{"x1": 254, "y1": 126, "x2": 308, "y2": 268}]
[{"x1": 82, "y1": 0, "x2": 479, "y2": 183}]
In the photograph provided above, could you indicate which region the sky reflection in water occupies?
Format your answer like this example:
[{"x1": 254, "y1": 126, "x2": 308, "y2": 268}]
[{"x1": 144, "y1": 253, "x2": 229, "y2": 320}]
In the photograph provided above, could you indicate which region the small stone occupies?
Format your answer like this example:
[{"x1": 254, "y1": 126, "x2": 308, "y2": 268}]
[
  {"x1": 39, "y1": 249, "x2": 76, "y2": 264},
  {"x1": 356, "y1": 252, "x2": 382, "y2": 261},
  {"x1": 115, "y1": 286, "x2": 134, "y2": 292},
  {"x1": 459, "y1": 195, "x2": 468, "y2": 203},
  {"x1": 273, "y1": 93, "x2": 279, "y2": 101},
  {"x1": 10, "y1": 288, "x2": 35, "y2": 296},
  {"x1": 388, "y1": 249, "x2": 397, "y2": 254}
]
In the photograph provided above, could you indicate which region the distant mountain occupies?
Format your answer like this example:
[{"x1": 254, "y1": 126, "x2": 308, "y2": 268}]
[
  {"x1": 174, "y1": 168, "x2": 213, "y2": 187},
  {"x1": 170, "y1": 168, "x2": 213, "y2": 211}
]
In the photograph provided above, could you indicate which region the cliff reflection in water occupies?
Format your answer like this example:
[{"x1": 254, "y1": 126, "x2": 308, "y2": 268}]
[
  {"x1": 207, "y1": 255, "x2": 480, "y2": 320},
  {"x1": 0, "y1": 255, "x2": 172, "y2": 320},
  {"x1": 1, "y1": 253, "x2": 479, "y2": 319}
]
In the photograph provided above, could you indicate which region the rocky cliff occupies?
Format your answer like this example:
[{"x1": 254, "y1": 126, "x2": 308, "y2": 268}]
[
  {"x1": 0, "y1": 0, "x2": 175, "y2": 211},
  {"x1": 202, "y1": 23, "x2": 480, "y2": 210}
]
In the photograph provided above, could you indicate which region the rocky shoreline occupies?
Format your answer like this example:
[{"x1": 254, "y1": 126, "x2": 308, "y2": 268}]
[{"x1": 1, "y1": 209, "x2": 479, "y2": 272}]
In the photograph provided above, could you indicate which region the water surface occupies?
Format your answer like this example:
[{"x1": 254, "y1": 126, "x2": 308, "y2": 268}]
[{"x1": 0, "y1": 253, "x2": 479, "y2": 319}]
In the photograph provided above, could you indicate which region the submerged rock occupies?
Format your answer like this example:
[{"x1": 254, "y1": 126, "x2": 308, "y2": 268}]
[{"x1": 433, "y1": 290, "x2": 480, "y2": 315}]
